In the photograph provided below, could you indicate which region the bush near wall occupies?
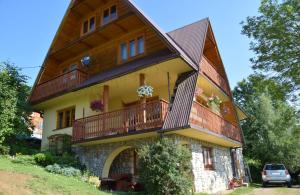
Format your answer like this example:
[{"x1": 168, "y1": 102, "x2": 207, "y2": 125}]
[{"x1": 138, "y1": 137, "x2": 193, "y2": 195}]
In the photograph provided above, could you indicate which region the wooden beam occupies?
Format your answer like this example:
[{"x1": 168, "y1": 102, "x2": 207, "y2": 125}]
[
  {"x1": 79, "y1": 40, "x2": 93, "y2": 49},
  {"x1": 103, "y1": 85, "x2": 109, "y2": 112},
  {"x1": 139, "y1": 73, "x2": 145, "y2": 86},
  {"x1": 82, "y1": 2, "x2": 95, "y2": 12},
  {"x1": 95, "y1": 32, "x2": 109, "y2": 41},
  {"x1": 113, "y1": 23, "x2": 128, "y2": 33}
]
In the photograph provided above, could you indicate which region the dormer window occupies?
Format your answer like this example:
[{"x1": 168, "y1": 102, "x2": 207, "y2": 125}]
[
  {"x1": 102, "y1": 5, "x2": 117, "y2": 25},
  {"x1": 119, "y1": 36, "x2": 145, "y2": 63},
  {"x1": 82, "y1": 16, "x2": 95, "y2": 35}
]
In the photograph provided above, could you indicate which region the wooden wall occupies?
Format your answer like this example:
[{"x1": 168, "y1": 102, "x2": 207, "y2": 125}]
[{"x1": 38, "y1": 0, "x2": 170, "y2": 84}]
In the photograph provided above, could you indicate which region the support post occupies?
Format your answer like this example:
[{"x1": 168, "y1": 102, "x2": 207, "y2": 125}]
[
  {"x1": 139, "y1": 74, "x2": 146, "y2": 123},
  {"x1": 103, "y1": 85, "x2": 109, "y2": 112}
]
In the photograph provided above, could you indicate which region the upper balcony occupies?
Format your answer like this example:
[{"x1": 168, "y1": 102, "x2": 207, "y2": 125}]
[
  {"x1": 72, "y1": 100, "x2": 169, "y2": 143},
  {"x1": 30, "y1": 69, "x2": 88, "y2": 104},
  {"x1": 200, "y1": 56, "x2": 231, "y2": 96},
  {"x1": 190, "y1": 101, "x2": 242, "y2": 142}
]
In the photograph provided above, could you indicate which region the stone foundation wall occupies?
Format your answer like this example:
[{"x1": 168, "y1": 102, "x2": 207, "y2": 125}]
[
  {"x1": 109, "y1": 148, "x2": 135, "y2": 177},
  {"x1": 74, "y1": 135, "x2": 238, "y2": 193}
]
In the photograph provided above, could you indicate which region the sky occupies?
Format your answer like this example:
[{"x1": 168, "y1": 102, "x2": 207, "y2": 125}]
[{"x1": 0, "y1": 0, "x2": 261, "y2": 88}]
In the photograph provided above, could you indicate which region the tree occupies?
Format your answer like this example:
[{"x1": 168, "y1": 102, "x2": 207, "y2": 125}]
[
  {"x1": 241, "y1": 0, "x2": 300, "y2": 100},
  {"x1": 138, "y1": 137, "x2": 193, "y2": 195},
  {"x1": 233, "y1": 76, "x2": 300, "y2": 180},
  {"x1": 0, "y1": 61, "x2": 32, "y2": 144}
]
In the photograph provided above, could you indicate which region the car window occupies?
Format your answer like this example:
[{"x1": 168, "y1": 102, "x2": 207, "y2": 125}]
[{"x1": 265, "y1": 164, "x2": 285, "y2": 170}]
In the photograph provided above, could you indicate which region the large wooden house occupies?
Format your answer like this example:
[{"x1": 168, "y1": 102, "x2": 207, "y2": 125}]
[{"x1": 29, "y1": 0, "x2": 247, "y2": 193}]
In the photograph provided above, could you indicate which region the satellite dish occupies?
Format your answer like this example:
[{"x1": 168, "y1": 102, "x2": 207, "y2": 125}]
[{"x1": 81, "y1": 55, "x2": 92, "y2": 67}]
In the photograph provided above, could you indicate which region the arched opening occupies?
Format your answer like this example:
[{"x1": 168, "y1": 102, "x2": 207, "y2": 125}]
[
  {"x1": 101, "y1": 146, "x2": 141, "y2": 192},
  {"x1": 102, "y1": 146, "x2": 132, "y2": 178}
]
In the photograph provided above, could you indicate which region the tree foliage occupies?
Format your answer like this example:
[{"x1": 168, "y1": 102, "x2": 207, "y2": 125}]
[
  {"x1": 138, "y1": 138, "x2": 193, "y2": 195},
  {"x1": 241, "y1": 0, "x2": 300, "y2": 99},
  {"x1": 233, "y1": 75, "x2": 300, "y2": 175},
  {"x1": 0, "y1": 61, "x2": 32, "y2": 144}
]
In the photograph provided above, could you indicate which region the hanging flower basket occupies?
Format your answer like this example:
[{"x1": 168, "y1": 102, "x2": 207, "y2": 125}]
[
  {"x1": 137, "y1": 85, "x2": 154, "y2": 98},
  {"x1": 207, "y1": 95, "x2": 222, "y2": 114},
  {"x1": 208, "y1": 95, "x2": 222, "y2": 106},
  {"x1": 90, "y1": 100, "x2": 104, "y2": 112}
]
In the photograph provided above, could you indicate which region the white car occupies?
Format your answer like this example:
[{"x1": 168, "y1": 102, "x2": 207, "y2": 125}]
[{"x1": 262, "y1": 164, "x2": 292, "y2": 187}]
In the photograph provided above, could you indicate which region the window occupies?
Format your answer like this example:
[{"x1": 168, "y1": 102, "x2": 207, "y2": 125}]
[
  {"x1": 89, "y1": 17, "x2": 95, "y2": 31},
  {"x1": 49, "y1": 134, "x2": 72, "y2": 155},
  {"x1": 137, "y1": 37, "x2": 145, "y2": 54},
  {"x1": 129, "y1": 40, "x2": 136, "y2": 57},
  {"x1": 82, "y1": 16, "x2": 96, "y2": 35},
  {"x1": 56, "y1": 107, "x2": 75, "y2": 129},
  {"x1": 120, "y1": 43, "x2": 128, "y2": 61},
  {"x1": 102, "y1": 5, "x2": 118, "y2": 25},
  {"x1": 119, "y1": 36, "x2": 145, "y2": 62},
  {"x1": 202, "y1": 146, "x2": 214, "y2": 170}
]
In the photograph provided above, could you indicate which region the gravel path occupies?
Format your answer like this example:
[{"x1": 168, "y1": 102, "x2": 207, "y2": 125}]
[{"x1": 244, "y1": 186, "x2": 300, "y2": 195}]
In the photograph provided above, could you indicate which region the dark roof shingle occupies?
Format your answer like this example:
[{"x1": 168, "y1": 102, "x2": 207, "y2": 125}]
[{"x1": 168, "y1": 18, "x2": 209, "y2": 68}]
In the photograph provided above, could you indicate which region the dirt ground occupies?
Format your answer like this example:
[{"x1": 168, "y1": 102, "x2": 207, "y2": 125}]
[
  {"x1": 0, "y1": 171, "x2": 33, "y2": 195},
  {"x1": 246, "y1": 186, "x2": 300, "y2": 195}
]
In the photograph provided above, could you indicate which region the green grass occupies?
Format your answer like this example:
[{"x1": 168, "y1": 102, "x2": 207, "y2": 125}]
[
  {"x1": 228, "y1": 184, "x2": 259, "y2": 195},
  {"x1": 0, "y1": 156, "x2": 139, "y2": 195}
]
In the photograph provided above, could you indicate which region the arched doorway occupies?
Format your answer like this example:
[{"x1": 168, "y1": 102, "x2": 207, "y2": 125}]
[
  {"x1": 102, "y1": 146, "x2": 132, "y2": 178},
  {"x1": 101, "y1": 146, "x2": 140, "y2": 192}
]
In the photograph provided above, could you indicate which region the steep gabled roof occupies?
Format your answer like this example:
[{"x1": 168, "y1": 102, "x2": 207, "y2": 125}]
[{"x1": 168, "y1": 18, "x2": 209, "y2": 67}]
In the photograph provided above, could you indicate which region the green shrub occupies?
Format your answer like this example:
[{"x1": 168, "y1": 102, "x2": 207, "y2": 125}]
[
  {"x1": 7, "y1": 139, "x2": 41, "y2": 155},
  {"x1": 34, "y1": 152, "x2": 54, "y2": 166},
  {"x1": 46, "y1": 164, "x2": 81, "y2": 177},
  {"x1": 138, "y1": 137, "x2": 193, "y2": 195},
  {"x1": 0, "y1": 145, "x2": 10, "y2": 155},
  {"x1": 11, "y1": 155, "x2": 35, "y2": 165},
  {"x1": 55, "y1": 152, "x2": 81, "y2": 168}
]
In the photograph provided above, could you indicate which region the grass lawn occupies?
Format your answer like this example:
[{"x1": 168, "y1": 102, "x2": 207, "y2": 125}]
[
  {"x1": 0, "y1": 156, "x2": 136, "y2": 195},
  {"x1": 228, "y1": 183, "x2": 260, "y2": 195}
]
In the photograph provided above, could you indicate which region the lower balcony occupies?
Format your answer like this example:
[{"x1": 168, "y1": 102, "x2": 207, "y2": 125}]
[
  {"x1": 30, "y1": 69, "x2": 88, "y2": 103},
  {"x1": 190, "y1": 101, "x2": 242, "y2": 142},
  {"x1": 72, "y1": 100, "x2": 169, "y2": 143}
]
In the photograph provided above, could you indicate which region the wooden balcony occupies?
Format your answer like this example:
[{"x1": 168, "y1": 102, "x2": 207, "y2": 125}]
[
  {"x1": 190, "y1": 101, "x2": 242, "y2": 142},
  {"x1": 200, "y1": 57, "x2": 231, "y2": 96},
  {"x1": 30, "y1": 69, "x2": 88, "y2": 103},
  {"x1": 72, "y1": 100, "x2": 169, "y2": 143}
]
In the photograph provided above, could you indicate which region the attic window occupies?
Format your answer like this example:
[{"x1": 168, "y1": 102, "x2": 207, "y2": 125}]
[
  {"x1": 102, "y1": 5, "x2": 117, "y2": 25},
  {"x1": 82, "y1": 16, "x2": 96, "y2": 35},
  {"x1": 119, "y1": 36, "x2": 145, "y2": 63}
]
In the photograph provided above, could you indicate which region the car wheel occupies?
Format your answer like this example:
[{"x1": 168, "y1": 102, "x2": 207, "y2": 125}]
[{"x1": 287, "y1": 182, "x2": 292, "y2": 188}]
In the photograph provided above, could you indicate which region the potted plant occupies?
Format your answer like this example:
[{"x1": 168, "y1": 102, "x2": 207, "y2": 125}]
[
  {"x1": 137, "y1": 85, "x2": 154, "y2": 98},
  {"x1": 207, "y1": 95, "x2": 222, "y2": 114},
  {"x1": 90, "y1": 100, "x2": 104, "y2": 112}
]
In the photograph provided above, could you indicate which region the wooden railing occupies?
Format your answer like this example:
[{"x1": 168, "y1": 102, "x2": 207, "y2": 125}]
[
  {"x1": 30, "y1": 69, "x2": 88, "y2": 103},
  {"x1": 190, "y1": 101, "x2": 242, "y2": 142},
  {"x1": 200, "y1": 57, "x2": 231, "y2": 96},
  {"x1": 72, "y1": 100, "x2": 169, "y2": 142}
]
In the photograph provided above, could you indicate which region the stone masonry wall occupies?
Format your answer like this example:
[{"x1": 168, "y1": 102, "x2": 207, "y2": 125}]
[{"x1": 74, "y1": 135, "x2": 237, "y2": 193}]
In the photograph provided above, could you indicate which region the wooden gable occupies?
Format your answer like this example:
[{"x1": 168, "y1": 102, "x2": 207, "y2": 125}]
[{"x1": 33, "y1": 0, "x2": 180, "y2": 89}]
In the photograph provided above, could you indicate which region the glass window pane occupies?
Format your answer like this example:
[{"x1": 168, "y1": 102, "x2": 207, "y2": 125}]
[
  {"x1": 83, "y1": 20, "x2": 89, "y2": 34},
  {"x1": 110, "y1": 5, "x2": 117, "y2": 19},
  {"x1": 137, "y1": 37, "x2": 145, "y2": 54},
  {"x1": 120, "y1": 43, "x2": 127, "y2": 61},
  {"x1": 130, "y1": 40, "x2": 136, "y2": 57},
  {"x1": 103, "y1": 9, "x2": 110, "y2": 24},
  {"x1": 89, "y1": 17, "x2": 95, "y2": 31},
  {"x1": 65, "y1": 111, "x2": 71, "y2": 127},
  {"x1": 58, "y1": 112, "x2": 64, "y2": 129}
]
